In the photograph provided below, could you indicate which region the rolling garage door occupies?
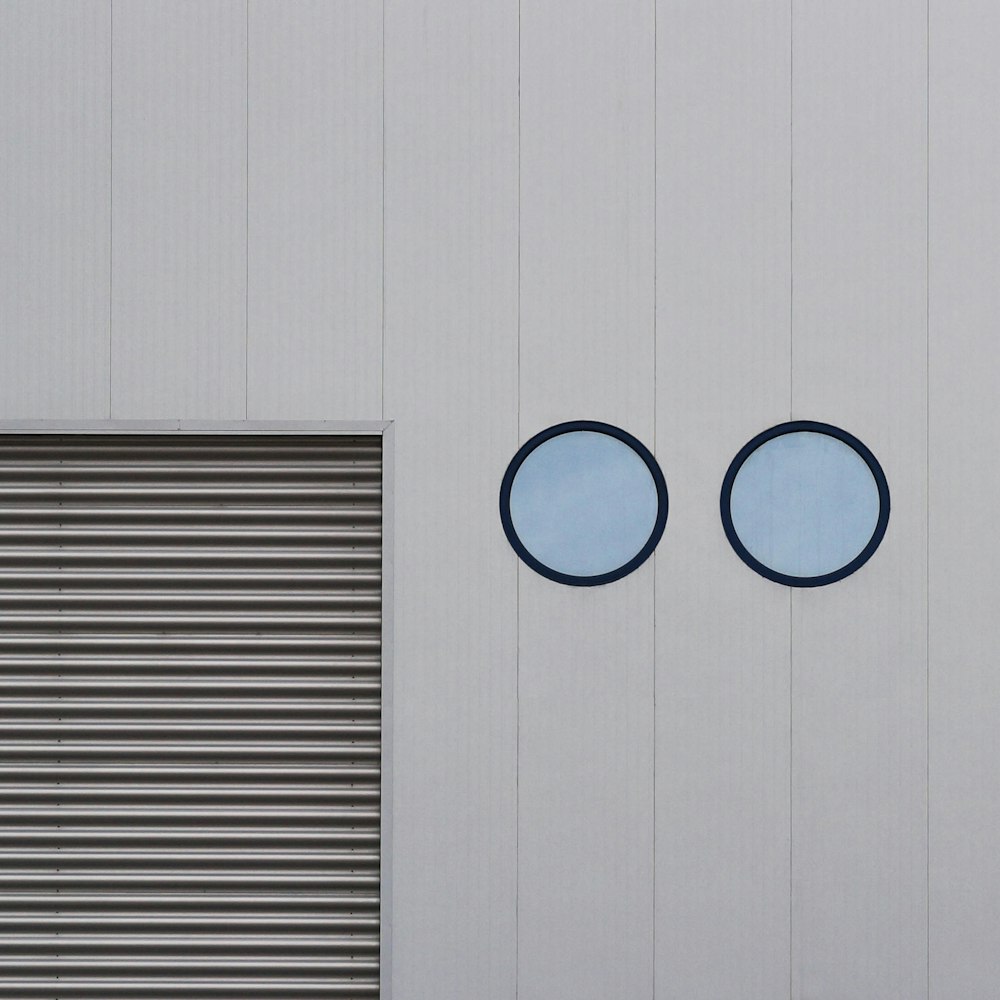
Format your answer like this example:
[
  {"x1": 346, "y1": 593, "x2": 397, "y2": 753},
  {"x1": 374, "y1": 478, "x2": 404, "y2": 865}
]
[{"x1": 0, "y1": 433, "x2": 382, "y2": 999}]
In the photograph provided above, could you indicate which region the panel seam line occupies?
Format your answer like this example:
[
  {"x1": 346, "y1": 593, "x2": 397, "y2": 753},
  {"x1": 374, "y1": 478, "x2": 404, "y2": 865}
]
[
  {"x1": 651, "y1": 0, "x2": 657, "y2": 996},
  {"x1": 109, "y1": 0, "x2": 113, "y2": 420},
  {"x1": 788, "y1": 3, "x2": 795, "y2": 996},
  {"x1": 925, "y1": 1, "x2": 931, "y2": 994},
  {"x1": 381, "y1": 0, "x2": 386, "y2": 422},
  {"x1": 245, "y1": 0, "x2": 249, "y2": 420},
  {"x1": 515, "y1": 0, "x2": 522, "y2": 996}
]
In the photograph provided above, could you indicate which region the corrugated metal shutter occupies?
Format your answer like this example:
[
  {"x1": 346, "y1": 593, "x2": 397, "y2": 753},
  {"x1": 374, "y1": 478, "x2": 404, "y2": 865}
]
[{"x1": 0, "y1": 433, "x2": 381, "y2": 999}]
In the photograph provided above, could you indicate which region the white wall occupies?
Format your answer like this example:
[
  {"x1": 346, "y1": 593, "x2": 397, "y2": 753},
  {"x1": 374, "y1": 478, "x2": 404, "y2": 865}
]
[{"x1": 0, "y1": 1, "x2": 994, "y2": 998}]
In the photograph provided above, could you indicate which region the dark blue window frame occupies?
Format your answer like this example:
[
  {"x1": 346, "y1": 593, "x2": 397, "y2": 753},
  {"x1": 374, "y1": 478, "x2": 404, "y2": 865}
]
[
  {"x1": 499, "y1": 420, "x2": 669, "y2": 587},
  {"x1": 720, "y1": 420, "x2": 890, "y2": 588}
]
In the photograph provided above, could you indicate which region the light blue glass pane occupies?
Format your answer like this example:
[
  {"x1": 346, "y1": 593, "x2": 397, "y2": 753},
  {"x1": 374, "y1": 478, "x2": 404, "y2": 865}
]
[
  {"x1": 509, "y1": 431, "x2": 659, "y2": 578},
  {"x1": 729, "y1": 431, "x2": 880, "y2": 578}
]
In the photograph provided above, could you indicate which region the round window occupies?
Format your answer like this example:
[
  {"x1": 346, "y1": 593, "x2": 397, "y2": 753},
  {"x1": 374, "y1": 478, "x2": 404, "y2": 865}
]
[
  {"x1": 720, "y1": 420, "x2": 890, "y2": 587},
  {"x1": 499, "y1": 421, "x2": 668, "y2": 586}
]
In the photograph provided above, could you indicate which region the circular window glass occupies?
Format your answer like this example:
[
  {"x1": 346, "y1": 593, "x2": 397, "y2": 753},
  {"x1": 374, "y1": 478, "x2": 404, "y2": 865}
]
[
  {"x1": 500, "y1": 421, "x2": 668, "y2": 586},
  {"x1": 720, "y1": 420, "x2": 890, "y2": 587}
]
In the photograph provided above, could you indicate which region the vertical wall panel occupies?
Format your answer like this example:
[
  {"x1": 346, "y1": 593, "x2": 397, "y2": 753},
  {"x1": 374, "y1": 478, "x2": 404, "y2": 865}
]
[
  {"x1": 383, "y1": 1, "x2": 518, "y2": 997},
  {"x1": 928, "y1": 4, "x2": 1000, "y2": 996},
  {"x1": 791, "y1": 3, "x2": 927, "y2": 997},
  {"x1": 247, "y1": 0, "x2": 382, "y2": 419},
  {"x1": 654, "y1": 3, "x2": 791, "y2": 997},
  {"x1": 112, "y1": 0, "x2": 246, "y2": 418},
  {"x1": 0, "y1": 1, "x2": 110, "y2": 418},
  {"x1": 518, "y1": 3, "x2": 655, "y2": 997}
]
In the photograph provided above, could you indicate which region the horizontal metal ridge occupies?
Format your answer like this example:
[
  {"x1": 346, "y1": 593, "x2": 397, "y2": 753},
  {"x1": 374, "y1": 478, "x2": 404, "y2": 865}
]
[
  {"x1": 1, "y1": 787, "x2": 376, "y2": 805},
  {"x1": 0, "y1": 744, "x2": 380, "y2": 765},
  {"x1": 0, "y1": 615, "x2": 382, "y2": 635},
  {"x1": 0, "y1": 829, "x2": 378, "y2": 846},
  {"x1": 0, "y1": 680, "x2": 381, "y2": 696},
  {"x1": 0, "y1": 978, "x2": 379, "y2": 997},
  {"x1": 0, "y1": 527, "x2": 381, "y2": 545},
  {"x1": 0, "y1": 675, "x2": 379, "y2": 690},
  {"x1": 0, "y1": 918, "x2": 378, "y2": 931},
  {"x1": 1, "y1": 720, "x2": 379, "y2": 735},
  {"x1": 0, "y1": 439, "x2": 380, "y2": 450},
  {"x1": 0, "y1": 886, "x2": 379, "y2": 912},
  {"x1": 0, "y1": 806, "x2": 379, "y2": 822},
  {"x1": 0, "y1": 614, "x2": 381, "y2": 633},
  {"x1": 0, "y1": 569, "x2": 382, "y2": 586},
  {"x1": 0, "y1": 550, "x2": 381, "y2": 567},
  {"x1": 0, "y1": 764, "x2": 378, "y2": 780},
  {"x1": 0, "y1": 959, "x2": 379, "y2": 973},
  {"x1": 0, "y1": 933, "x2": 377, "y2": 953},
  {"x1": 0, "y1": 548, "x2": 381, "y2": 567},
  {"x1": 0, "y1": 434, "x2": 378, "y2": 452},
  {"x1": 0, "y1": 655, "x2": 381, "y2": 672},
  {"x1": 0, "y1": 485, "x2": 381, "y2": 500},
  {"x1": 0, "y1": 849, "x2": 379, "y2": 865},
  {"x1": 1, "y1": 695, "x2": 379, "y2": 713},
  {"x1": 0, "y1": 635, "x2": 380, "y2": 650},
  {"x1": 0, "y1": 475, "x2": 381, "y2": 492},
  {"x1": 0, "y1": 451, "x2": 380, "y2": 467},
  {"x1": 0, "y1": 786, "x2": 378, "y2": 805},
  {"x1": 0, "y1": 594, "x2": 381, "y2": 611},
  {"x1": 0, "y1": 765, "x2": 380, "y2": 780},
  {"x1": 0, "y1": 505, "x2": 382, "y2": 527},
  {"x1": 0, "y1": 459, "x2": 380, "y2": 474},
  {"x1": 0, "y1": 760, "x2": 380, "y2": 773},
  {"x1": 0, "y1": 651, "x2": 379, "y2": 668},
  {"x1": 0, "y1": 873, "x2": 380, "y2": 889},
  {"x1": 0, "y1": 767, "x2": 383, "y2": 790},
  {"x1": 0, "y1": 876, "x2": 379, "y2": 890}
]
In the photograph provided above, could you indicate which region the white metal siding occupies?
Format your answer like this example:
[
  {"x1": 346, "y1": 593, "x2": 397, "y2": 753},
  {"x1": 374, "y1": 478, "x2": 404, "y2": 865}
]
[
  {"x1": 382, "y1": 3, "x2": 519, "y2": 996},
  {"x1": 0, "y1": 0, "x2": 110, "y2": 420},
  {"x1": 790, "y1": 4, "x2": 928, "y2": 994},
  {"x1": 654, "y1": 5, "x2": 792, "y2": 994},
  {"x1": 6, "y1": 1, "x2": 1000, "y2": 997},
  {"x1": 0, "y1": 433, "x2": 381, "y2": 998},
  {"x1": 517, "y1": 2, "x2": 655, "y2": 995},
  {"x1": 111, "y1": 1, "x2": 247, "y2": 419}
]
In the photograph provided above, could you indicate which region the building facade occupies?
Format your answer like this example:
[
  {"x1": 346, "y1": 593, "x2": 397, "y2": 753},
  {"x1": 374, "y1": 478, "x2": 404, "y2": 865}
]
[{"x1": 0, "y1": 1, "x2": 995, "y2": 998}]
